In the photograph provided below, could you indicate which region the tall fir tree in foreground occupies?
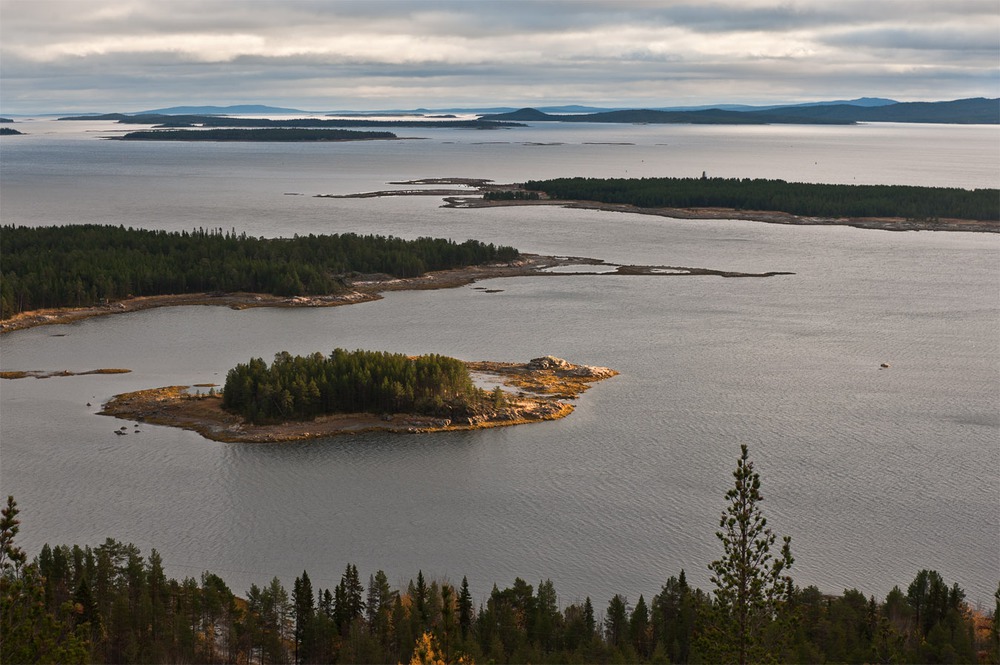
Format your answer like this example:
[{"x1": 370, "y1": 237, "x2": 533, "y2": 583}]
[{"x1": 708, "y1": 444, "x2": 794, "y2": 665}]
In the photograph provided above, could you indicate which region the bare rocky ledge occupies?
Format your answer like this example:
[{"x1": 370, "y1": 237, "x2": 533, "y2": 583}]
[{"x1": 99, "y1": 356, "x2": 618, "y2": 443}]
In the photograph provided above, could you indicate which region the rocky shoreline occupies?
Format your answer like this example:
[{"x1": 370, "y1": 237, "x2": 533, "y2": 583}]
[{"x1": 99, "y1": 356, "x2": 617, "y2": 442}]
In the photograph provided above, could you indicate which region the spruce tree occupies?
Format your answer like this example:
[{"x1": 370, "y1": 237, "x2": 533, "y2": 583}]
[
  {"x1": 708, "y1": 444, "x2": 793, "y2": 665},
  {"x1": 292, "y1": 571, "x2": 314, "y2": 663},
  {"x1": 458, "y1": 576, "x2": 473, "y2": 640}
]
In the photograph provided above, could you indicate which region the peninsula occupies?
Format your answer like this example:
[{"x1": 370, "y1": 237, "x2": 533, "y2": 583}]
[
  {"x1": 100, "y1": 354, "x2": 617, "y2": 442},
  {"x1": 0, "y1": 225, "x2": 790, "y2": 334},
  {"x1": 327, "y1": 178, "x2": 999, "y2": 233}
]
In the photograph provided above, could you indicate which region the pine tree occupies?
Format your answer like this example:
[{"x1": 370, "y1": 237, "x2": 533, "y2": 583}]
[{"x1": 708, "y1": 444, "x2": 793, "y2": 665}]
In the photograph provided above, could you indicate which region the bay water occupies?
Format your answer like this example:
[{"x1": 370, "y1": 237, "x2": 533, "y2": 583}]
[{"x1": 1, "y1": 118, "x2": 997, "y2": 607}]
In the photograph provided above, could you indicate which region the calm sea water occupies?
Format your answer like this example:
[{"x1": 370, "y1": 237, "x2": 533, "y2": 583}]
[{"x1": 1, "y1": 118, "x2": 998, "y2": 607}]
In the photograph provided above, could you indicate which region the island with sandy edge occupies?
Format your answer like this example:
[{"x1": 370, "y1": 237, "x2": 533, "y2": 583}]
[{"x1": 99, "y1": 356, "x2": 617, "y2": 442}]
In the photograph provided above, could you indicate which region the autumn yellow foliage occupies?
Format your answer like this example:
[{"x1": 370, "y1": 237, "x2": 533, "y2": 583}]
[
  {"x1": 408, "y1": 631, "x2": 474, "y2": 665},
  {"x1": 409, "y1": 632, "x2": 446, "y2": 665}
]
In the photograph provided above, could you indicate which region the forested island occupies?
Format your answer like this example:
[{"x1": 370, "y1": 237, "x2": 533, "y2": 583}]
[
  {"x1": 2, "y1": 443, "x2": 995, "y2": 664},
  {"x1": 223, "y1": 349, "x2": 491, "y2": 424},
  {"x1": 0, "y1": 225, "x2": 518, "y2": 321},
  {"x1": 59, "y1": 113, "x2": 524, "y2": 129},
  {"x1": 521, "y1": 177, "x2": 999, "y2": 222},
  {"x1": 100, "y1": 353, "x2": 617, "y2": 441},
  {"x1": 0, "y1": 127, "x2": 23, "y2": 135},
  {"x1": 114, "y1": 128, "x2": 397, "y2": 142}
]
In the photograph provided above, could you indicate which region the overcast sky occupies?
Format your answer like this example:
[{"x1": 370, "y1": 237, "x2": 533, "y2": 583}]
[{"x1": 1, "y1": 0, "x2": 998, "y2": 114}]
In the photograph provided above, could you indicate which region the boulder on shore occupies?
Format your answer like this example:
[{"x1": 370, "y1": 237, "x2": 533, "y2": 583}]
[
  {"x1": 528, "y1": 355, "x2": 572, "y2": 370},
  {"x1": 528, "y1": 355, "x2": 616, "y2": 379}
]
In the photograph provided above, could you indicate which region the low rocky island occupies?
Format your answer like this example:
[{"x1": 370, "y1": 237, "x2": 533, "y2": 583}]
[
  {"x1": 100, "y1": 354, "x2": 617, "y2": 442},
  {"x1": 0, "y1": 368, "x2": 131, "y2": 380},
  {"x1": 114, "y1": 128, "x2": 398, "y2": 142}
]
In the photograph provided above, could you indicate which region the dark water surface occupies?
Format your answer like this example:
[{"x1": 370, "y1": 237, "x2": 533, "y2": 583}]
[{"x1": 1, "y1": 119, "x2": 997, "y2": 605}]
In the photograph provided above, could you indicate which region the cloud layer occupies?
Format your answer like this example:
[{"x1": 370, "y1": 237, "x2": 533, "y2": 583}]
[{"x1": 2, "y1": 0, "x2": 997, "y2": 113}]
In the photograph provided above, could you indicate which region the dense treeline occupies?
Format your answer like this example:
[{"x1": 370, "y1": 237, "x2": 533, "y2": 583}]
[
  {"x1": 2, "y1": 499, "x2": 995, "y2": 663},
  {"x1": 116, "y1": 128, "x2": 397, "y2": 141},
  {"x1": 524, "y1": 177, "x2": 1000, "y2": 221},
  {"x1": 483, "y1": 190, "x2": 540, "y2": 201},
  {"x1": 222, "y1": 349, "x2": 498, "y2": 424},
  {"x1": 0, "y1": 225, "x2": 519, "y2": 319}
]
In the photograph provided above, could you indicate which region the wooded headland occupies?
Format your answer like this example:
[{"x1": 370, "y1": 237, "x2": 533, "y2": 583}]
[
  {"x1": 520, "y1": 177, "x2": 999, "y2": 222},
  {"x1": 0, "y1": 225, "x2": 518, "y2": 321}
]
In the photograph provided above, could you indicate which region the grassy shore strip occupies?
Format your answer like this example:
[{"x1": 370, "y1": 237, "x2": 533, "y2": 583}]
[
  {"x1": 99, "y1": 358, "x2": 617, "y2": 442},
  {"x1": 1, "y1": 254, "x2": 791, "y2": 335},
  {"x1": 0, "y1": 368, "x2": 131, "y2": 380}
]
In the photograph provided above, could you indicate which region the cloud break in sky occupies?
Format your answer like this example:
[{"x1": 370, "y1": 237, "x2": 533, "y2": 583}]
[{"x1": 1, "y1": 0, "x2": 998, "y2": 113}]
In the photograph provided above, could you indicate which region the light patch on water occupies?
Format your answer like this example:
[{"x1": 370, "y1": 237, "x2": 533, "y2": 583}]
[
  {"x1": 541, "y1": 264, "x2": 617, "y2": 274},
  {"x1": 470, "y1": 372, "x2": 508, "y2": 392}
]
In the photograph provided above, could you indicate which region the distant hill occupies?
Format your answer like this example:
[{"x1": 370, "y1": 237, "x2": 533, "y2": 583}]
[
  {"x1": 480, "y1": 108, "x2": 849, "y2": 125},
  {"x1": 55, "y1": 97, "x2": 996, "y2": 125},
  {"x1": 482, "y1": 98, "x2": 998, "y2": 125},
  {"x1": 746, "y1": 98, "x2": 999, "y2": 124},
  {"x1": 133, "y1": 104, "x2": 309, "y2": 115},
  {"x1": 351, "y1": 99, "x2": 899, "y2": 115}
]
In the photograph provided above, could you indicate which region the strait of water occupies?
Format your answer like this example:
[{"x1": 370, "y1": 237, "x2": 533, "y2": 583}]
[{"x1": 1, "y1": 118, "x2": 998, "y2": 607}]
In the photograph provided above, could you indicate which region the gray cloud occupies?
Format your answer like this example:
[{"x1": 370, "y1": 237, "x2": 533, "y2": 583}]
[{"x1": 1, "y1": 0, "x2": 997, "y2": 113}]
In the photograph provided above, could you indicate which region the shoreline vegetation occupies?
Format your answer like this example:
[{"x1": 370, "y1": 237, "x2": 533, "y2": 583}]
[
  {"x1": 326, "y1": 178, "x2": 1000, "y2": 232},
  {"x1": 99, "y1": 355, "x2": 617, "y2": 442}
]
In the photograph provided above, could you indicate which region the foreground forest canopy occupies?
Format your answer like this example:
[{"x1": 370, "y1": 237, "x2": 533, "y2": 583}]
[
  {"x1": 223, "y1": 349, "x2": 495, "y2": 424},
  {"x1": 3, "y1": 441, "x2": 997, "y2": 664},
  {"x1": 0, "y1": 225, "x2": 519, "y2": 320},
  {"x1": 523, "y1": 177, "x2": 1000, "y2": 221}
]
